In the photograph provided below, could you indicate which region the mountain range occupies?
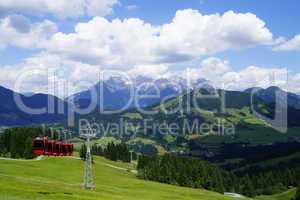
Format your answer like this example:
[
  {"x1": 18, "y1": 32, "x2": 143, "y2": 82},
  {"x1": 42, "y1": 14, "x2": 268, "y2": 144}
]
[
  {"x1": 0, "y1": 76, "x2": 300, "y2": 126},
  {"x1": 67, "y1": 76, "x2": 209, "y2": 111}
]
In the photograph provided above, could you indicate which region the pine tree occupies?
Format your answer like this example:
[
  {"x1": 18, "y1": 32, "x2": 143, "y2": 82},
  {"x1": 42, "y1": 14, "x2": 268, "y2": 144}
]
[
  {"x1": 214, "y1": 169, "x2": 225, "y2": 194},
  {"x1": 80, "y1": 144, "x2": 87, "y2": 160},
  {"x1": 23, "y1": 137, "x2": 33, "y2": 159},
  {"x1": 98, "y1": 146, "x2": 103, "y2": 156},
  {"x1": 10, "y1": 132, "x2": 17, "y2": 158},
  {"x1": 243, "y1": 175, "x2": 256, "y2": 197}
]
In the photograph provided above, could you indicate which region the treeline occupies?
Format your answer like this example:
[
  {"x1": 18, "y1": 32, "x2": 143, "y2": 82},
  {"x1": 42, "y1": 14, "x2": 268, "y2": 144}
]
[
  {"x1": 0, "y1": 127, "x2": 43, "y2": 159},
  {"x1": 137, "y1": 154, "x2": 300, "y2": 197},
  {"x1": 80, "y1": 142, "x2": 132, "y2": 163},
  {"x1": 232, "y1": 152, "x2": 300, "y2": 196},
  {"x1": 247, "y1": 167, "x2": 300, "y2": 196},
  {"x1": 137, "y1": 154, "x2": 236, "y2": 194}
]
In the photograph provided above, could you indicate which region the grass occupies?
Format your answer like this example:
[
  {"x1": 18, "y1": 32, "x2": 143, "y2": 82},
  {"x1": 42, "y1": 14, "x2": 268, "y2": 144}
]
[
  {"x1": 122, "y1": 113, "x2": 143, "y2": 120},
  {"x1": 255, "y1": 189, "x2": 296, "y2": 200},
  {"x1": 94, "y1": 137, "x2": 122, "y2": 146},
  {"x1": 0, "y1": 156, "x2": 249, "y2": 200},
  {"x1": 127, "y1": 137, "x2": 167, "y2": 155}
]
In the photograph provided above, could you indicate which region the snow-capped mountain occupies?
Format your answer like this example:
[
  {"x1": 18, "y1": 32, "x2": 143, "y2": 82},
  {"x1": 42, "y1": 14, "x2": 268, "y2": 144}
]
[{"x1": 67, "y1": 76, "x2": 209, "y2": 111}]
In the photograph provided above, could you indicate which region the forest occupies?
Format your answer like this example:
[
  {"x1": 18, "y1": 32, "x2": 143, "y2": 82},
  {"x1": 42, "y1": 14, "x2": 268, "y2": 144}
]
[
  {"x1": 0, "y1": 127, "x2": 43, "y2": 159},
  {"x1": 137, "y1": 154, "x2": 300, "y2": 197},
  {"x1": 80, "y1": 142, "x2": 133, "y2": 163}
]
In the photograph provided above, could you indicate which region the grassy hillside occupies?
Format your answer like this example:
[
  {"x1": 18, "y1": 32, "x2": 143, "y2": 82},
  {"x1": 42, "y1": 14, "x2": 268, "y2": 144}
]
[
  {"x1": 255, "y1": 189, "x2": 296, "y2": 200},
  {"x1": 0, "y1": 156, "x2": 248, "y2": 200}
]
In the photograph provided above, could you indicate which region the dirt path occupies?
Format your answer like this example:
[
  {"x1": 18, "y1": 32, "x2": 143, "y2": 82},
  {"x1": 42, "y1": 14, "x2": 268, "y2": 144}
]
[{"x1": 0, "y1": 155, "x2": 44, "y2": 161}]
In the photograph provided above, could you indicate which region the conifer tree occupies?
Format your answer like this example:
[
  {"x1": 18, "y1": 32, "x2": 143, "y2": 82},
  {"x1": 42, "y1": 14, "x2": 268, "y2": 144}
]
[
  {"x1": 214, "y1": 169, "x2": 225, "y2": 194},
  {"x1": 80, "y1": 143, "x2": 87, "y2": 160},
  {"x1": 10, "y1": 132, "x2": 17, "y2": 158},
  {"x1": 243, "y1": 175, "x2": 255, "y2": 197},
  {"x1": 24, "y1": 137, "x2": 33, "y2": 159}
]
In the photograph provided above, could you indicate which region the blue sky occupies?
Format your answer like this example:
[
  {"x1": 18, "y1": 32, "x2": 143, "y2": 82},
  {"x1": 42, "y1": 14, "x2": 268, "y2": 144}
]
[{"x1": 0, "y1": 0, "x2": 299, "y2": 94}]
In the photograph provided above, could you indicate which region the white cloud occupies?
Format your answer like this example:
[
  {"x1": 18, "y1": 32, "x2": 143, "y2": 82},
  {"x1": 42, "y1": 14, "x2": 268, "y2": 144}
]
[
  {"x1": 0, "y1": 53, "x2": 169, "y2": 96},
  {"x1": 0, "y1": 15, "x2": 57, "y2": 49},
  {"x1": 155, "y1": 10, "x2": 273, "y2": 62},
  {"x1": 129, "y1": 64, "x2": 169, "y2": 77},
  {"x1": 1, "y1": 54, "x2": 300, "y2": 96},
  {"x1": 182, "y1": 57, "x2": 230, "y2": 81},
  {"x1": 199, "y1": 57, "x2": 230, "y2": 79},
  {"x1": 46, "y1": 17, "x2": 160, "y2": 67},
  {"x1": 0, "y1": 53, "x2": 100, "y2": 97},
  {"x1": 0, "y1": 0, "x2": 119, "y2": 18},
  {"x1": 44, "y1": 9, "x2": 274, "y2": 67},
  {"x1": 180, "y1": 57, "x2": 291, "y2": 92},
  {"x1": 273, "y1": 34, "x2": 300, "y2": 51},
  {"x1": 221, "y1": 66, "x2": 289, "y2": 91},
  {"x1": 85, "y1": 0, "x2": 119, "y2": 17},
  {"x1": 289, "y1": 74, "x2": 300, "y2": 93}
]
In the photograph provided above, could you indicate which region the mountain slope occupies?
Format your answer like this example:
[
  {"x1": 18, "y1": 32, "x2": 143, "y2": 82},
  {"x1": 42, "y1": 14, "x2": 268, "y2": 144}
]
[
  {"x1": 0, "y1": 86, "x2": 68, "y2": 126},
  {"x1": 246, "y1": 86, "x2": 300, "y2": 127},
  {"x1": 255, "y1": 189, "x2": 296, "y2": 200},
  {"x1": 0, "y1": 156, "x2": 246, "y2": 200},
  {"x1": 246, "y1": 86, "x2": 300, "y2": 109}
]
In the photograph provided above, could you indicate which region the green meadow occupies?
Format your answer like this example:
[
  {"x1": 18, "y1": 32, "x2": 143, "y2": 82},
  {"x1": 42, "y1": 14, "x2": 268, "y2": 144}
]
[{"x1": 0, "y1": 156, "x2": 248, "y2": 200}]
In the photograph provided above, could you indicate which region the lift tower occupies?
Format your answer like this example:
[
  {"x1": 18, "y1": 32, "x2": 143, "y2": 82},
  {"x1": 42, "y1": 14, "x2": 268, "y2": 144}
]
[{"x1": 81, "y1": 128, "x2": 96, "y2": 190}]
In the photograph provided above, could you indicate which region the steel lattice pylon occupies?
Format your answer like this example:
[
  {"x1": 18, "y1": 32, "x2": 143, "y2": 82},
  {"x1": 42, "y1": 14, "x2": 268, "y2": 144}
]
[{"x1": 82, "y1": 129, "x2": 95, "y2": 190}]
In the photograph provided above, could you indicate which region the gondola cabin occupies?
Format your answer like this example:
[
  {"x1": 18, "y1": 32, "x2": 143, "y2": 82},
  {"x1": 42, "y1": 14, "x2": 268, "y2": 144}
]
[
  {"x1": 32, "y1": 137, "x2": 47, "y2": 155},
  {"x1": 32, "y1": 137, "x2": 73, "y2": 156}
]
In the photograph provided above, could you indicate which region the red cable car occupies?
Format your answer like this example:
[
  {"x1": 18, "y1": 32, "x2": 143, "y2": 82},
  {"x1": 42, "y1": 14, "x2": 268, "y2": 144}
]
[
  {"x1": 32, "y1": 137, "x2": 47, "y2": 155},
  {"x1": 32, "y1": 137, "x2": 74, "y2": 156},
  {"x1": 46, "y1": 140, "x2": 55, "y2": 156}
]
